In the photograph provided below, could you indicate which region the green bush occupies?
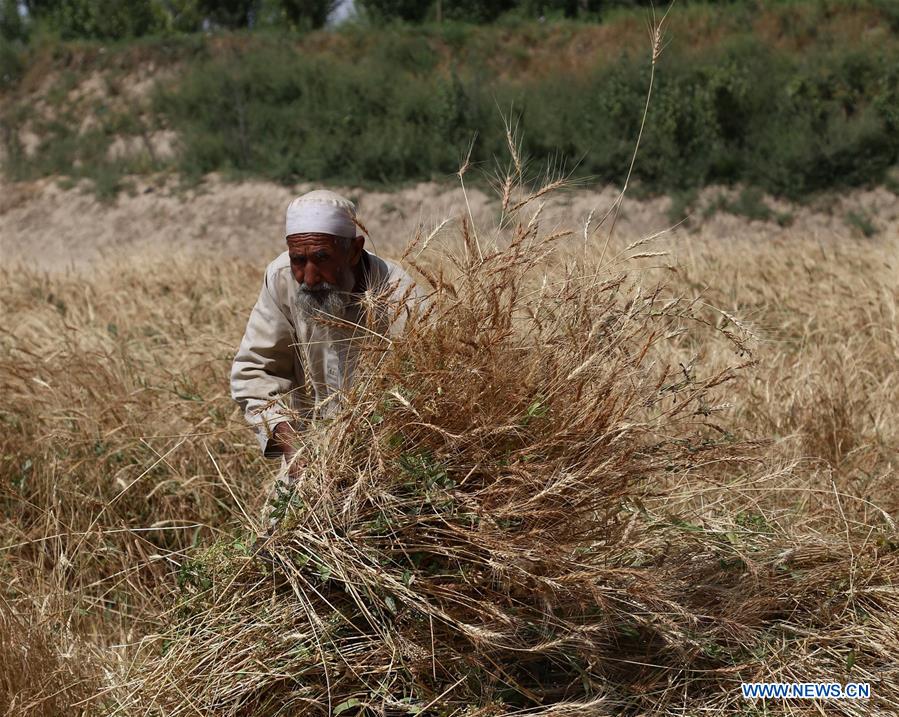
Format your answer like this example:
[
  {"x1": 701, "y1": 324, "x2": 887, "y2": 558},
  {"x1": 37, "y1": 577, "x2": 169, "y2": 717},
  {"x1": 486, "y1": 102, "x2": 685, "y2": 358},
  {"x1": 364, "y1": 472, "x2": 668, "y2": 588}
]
[
  {"x1": 155, "y1": 34, "x2": 899, "y2": 197},
  {"x1": 0, "y1": 38, "x2": 23, "y2": 90},
  {"x1": 26, "y1": 0, "x2": 169, "y2": 40},
  {"x1": 517, "y1": 39, "x2": 899, "y2": 198},
  {"x1": 156, "y1": 43, "x2": 494, "y2": 184}
]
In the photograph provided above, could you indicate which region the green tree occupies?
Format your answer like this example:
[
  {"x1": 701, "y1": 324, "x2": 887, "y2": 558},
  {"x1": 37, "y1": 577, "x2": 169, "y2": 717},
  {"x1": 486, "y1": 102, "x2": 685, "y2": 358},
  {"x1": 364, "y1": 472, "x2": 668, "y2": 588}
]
[
  {"x1": 280, "y1": 0, "x2": 337, "y2": 28},
  {"x1": 25, "y1": 0, "x2": 167, "y2": 39},
  {"x1": 163, "y1": 0, "x2": 205, "y2": 32},
  {"x1": 196, "y1": 0, "x2": 259, "y2": 28},
  {"x1": 0, "y1": 0, "x2": 26, "y2": 41},
  {"x1": 357, "y1": 0, "x2": 431, "y2": 23},
  {"x1": 516, "y1": 0, "x2": 656, "y2": 19},
  {"x1": 440, "y1": 0, "x2": 516, "y2": 22}
]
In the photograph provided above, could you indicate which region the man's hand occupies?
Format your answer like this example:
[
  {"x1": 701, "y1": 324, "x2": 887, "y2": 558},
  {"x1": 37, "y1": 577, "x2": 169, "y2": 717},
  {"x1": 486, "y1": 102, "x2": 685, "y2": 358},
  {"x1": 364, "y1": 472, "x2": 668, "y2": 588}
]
[
  {"x1": 271, "y1": 421, "x2": 295, "y2": 458},
  {"x1": 271, "y1": 422, "x2": 306, "y2": 479}
]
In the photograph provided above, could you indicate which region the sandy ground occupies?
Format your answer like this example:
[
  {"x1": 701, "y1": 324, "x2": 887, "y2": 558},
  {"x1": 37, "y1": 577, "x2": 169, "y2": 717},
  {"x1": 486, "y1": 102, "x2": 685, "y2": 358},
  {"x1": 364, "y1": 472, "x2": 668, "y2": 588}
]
[{"x1": 1, "y1": 175, "x2": 897, "y2": 271}]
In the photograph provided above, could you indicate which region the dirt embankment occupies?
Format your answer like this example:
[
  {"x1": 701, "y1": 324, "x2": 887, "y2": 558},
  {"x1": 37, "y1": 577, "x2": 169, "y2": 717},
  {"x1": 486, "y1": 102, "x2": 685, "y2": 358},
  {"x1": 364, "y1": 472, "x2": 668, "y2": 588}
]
[{"x1": 1, "y1": 176, "x2": 897, "y2": 271}]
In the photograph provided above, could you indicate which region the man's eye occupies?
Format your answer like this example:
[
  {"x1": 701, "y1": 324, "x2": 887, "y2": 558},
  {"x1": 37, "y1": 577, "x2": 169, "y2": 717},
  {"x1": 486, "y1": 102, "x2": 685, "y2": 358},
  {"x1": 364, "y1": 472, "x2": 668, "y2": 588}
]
[{"x1": 291, "y1": 256, "x2": 305, "y2": 264}]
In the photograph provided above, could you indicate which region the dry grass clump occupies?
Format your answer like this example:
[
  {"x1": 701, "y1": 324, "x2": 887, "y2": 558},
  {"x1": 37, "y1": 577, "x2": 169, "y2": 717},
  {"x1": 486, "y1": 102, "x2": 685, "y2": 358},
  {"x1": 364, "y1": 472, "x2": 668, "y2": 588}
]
[
  {"x1": 0, "y1": 600, "x2": 103, "y2": 716},
  {"x1": 120, "y1": 184, "x2": 898, "y2": 714}
]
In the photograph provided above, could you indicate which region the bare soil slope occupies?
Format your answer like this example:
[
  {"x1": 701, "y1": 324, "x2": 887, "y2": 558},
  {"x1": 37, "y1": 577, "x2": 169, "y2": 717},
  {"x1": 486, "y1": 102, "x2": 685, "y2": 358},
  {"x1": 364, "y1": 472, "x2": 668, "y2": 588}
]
[{"x1": 2, "y1": 177, "x2": 897, "y2": 271}]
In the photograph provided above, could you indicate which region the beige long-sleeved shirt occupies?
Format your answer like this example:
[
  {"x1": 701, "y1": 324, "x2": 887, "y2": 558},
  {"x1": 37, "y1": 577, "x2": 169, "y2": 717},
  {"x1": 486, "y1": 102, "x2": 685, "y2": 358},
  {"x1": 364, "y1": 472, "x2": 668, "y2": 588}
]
[{"x1": 231, "y1": 249, "x2": 421, "y2": 455}]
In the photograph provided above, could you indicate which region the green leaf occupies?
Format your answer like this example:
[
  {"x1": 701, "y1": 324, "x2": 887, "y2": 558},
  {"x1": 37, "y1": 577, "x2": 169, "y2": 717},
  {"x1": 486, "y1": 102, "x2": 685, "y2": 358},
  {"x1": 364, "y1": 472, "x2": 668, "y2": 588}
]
[
  {"x1": 333, "y1": 698, "x2": 363, "y2": 715},
  {"x1": 396, "y1": 697, "x2": 423, "y2": 714}
]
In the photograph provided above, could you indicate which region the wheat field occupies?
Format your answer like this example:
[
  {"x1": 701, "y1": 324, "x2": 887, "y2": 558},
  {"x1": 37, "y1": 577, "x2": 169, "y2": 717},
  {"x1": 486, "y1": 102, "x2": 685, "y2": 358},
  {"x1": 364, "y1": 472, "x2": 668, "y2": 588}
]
[{"x1": 0, "y1": 171, "x2": 897, "y2": 715}]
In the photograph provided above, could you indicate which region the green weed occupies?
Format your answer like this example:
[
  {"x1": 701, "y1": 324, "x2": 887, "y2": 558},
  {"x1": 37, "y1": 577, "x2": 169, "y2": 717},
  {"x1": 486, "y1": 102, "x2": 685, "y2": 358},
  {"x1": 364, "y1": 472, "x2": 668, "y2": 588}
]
[{"x1": 846, "y1": 209, "x2": 877, "y2": 237}]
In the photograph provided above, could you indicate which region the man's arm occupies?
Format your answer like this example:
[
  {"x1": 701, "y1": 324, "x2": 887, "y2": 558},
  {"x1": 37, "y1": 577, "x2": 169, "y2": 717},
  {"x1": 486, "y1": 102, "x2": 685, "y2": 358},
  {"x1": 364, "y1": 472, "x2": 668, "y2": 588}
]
[{"x1": 230, "y1": 268, "x2": 301, "y2": 458}]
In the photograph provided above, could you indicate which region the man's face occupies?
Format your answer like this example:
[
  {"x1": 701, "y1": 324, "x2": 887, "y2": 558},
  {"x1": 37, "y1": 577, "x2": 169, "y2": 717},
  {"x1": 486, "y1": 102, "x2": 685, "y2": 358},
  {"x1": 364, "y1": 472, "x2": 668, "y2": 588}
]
[{"x1": 287, "y1": 233, "x2": 364, "y2": 316}]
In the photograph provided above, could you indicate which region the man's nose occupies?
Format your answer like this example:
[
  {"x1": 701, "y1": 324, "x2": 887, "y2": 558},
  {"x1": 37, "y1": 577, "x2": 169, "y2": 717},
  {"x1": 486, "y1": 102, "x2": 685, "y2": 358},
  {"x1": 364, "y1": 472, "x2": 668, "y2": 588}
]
[{"x1": 303, "y1": 264, "x2": 322, "y2": 288}]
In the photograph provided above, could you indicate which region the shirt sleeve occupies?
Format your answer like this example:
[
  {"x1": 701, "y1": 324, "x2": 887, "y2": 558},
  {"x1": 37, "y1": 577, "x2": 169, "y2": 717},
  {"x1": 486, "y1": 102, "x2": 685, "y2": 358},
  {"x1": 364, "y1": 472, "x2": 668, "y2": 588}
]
[{"x1": 230, "y1": 268, "x2": 300, "y2": 457}]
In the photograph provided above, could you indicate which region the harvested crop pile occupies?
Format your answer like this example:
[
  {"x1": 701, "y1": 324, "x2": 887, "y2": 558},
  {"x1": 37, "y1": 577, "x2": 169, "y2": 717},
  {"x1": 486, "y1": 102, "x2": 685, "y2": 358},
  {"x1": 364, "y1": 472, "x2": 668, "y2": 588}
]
[{"x1": 120, "y1": 186, "x2": 899, "y2": 715}]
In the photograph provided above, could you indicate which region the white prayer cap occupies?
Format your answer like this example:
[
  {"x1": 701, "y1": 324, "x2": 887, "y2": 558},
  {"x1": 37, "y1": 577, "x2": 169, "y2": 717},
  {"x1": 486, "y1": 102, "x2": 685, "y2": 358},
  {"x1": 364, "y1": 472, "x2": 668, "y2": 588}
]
[{"x1": 285, "y1": 190, "x2": 358, "y2": 239}]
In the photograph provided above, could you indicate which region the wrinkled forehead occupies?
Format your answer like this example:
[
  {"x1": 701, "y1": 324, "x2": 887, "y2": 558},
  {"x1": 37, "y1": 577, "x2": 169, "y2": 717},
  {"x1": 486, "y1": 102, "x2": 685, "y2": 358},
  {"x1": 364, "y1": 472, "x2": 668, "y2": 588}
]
[{"x1": 286, "y1": 232, "x2": 346, "y2": 253}]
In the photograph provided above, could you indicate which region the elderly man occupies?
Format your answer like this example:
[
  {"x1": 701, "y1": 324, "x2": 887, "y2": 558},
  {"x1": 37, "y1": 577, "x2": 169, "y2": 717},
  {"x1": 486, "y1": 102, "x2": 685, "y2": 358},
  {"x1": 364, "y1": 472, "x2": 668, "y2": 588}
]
[{"x1": 231, "y1": 189, "x2": 420, "y2": 521}]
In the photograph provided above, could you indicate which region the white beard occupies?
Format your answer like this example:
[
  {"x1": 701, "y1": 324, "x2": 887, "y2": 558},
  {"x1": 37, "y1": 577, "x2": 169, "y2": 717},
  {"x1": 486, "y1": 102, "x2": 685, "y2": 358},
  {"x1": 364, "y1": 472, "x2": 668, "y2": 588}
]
[{"x1": 292, "y1": 267, "x2": 356, "y2": 321}]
